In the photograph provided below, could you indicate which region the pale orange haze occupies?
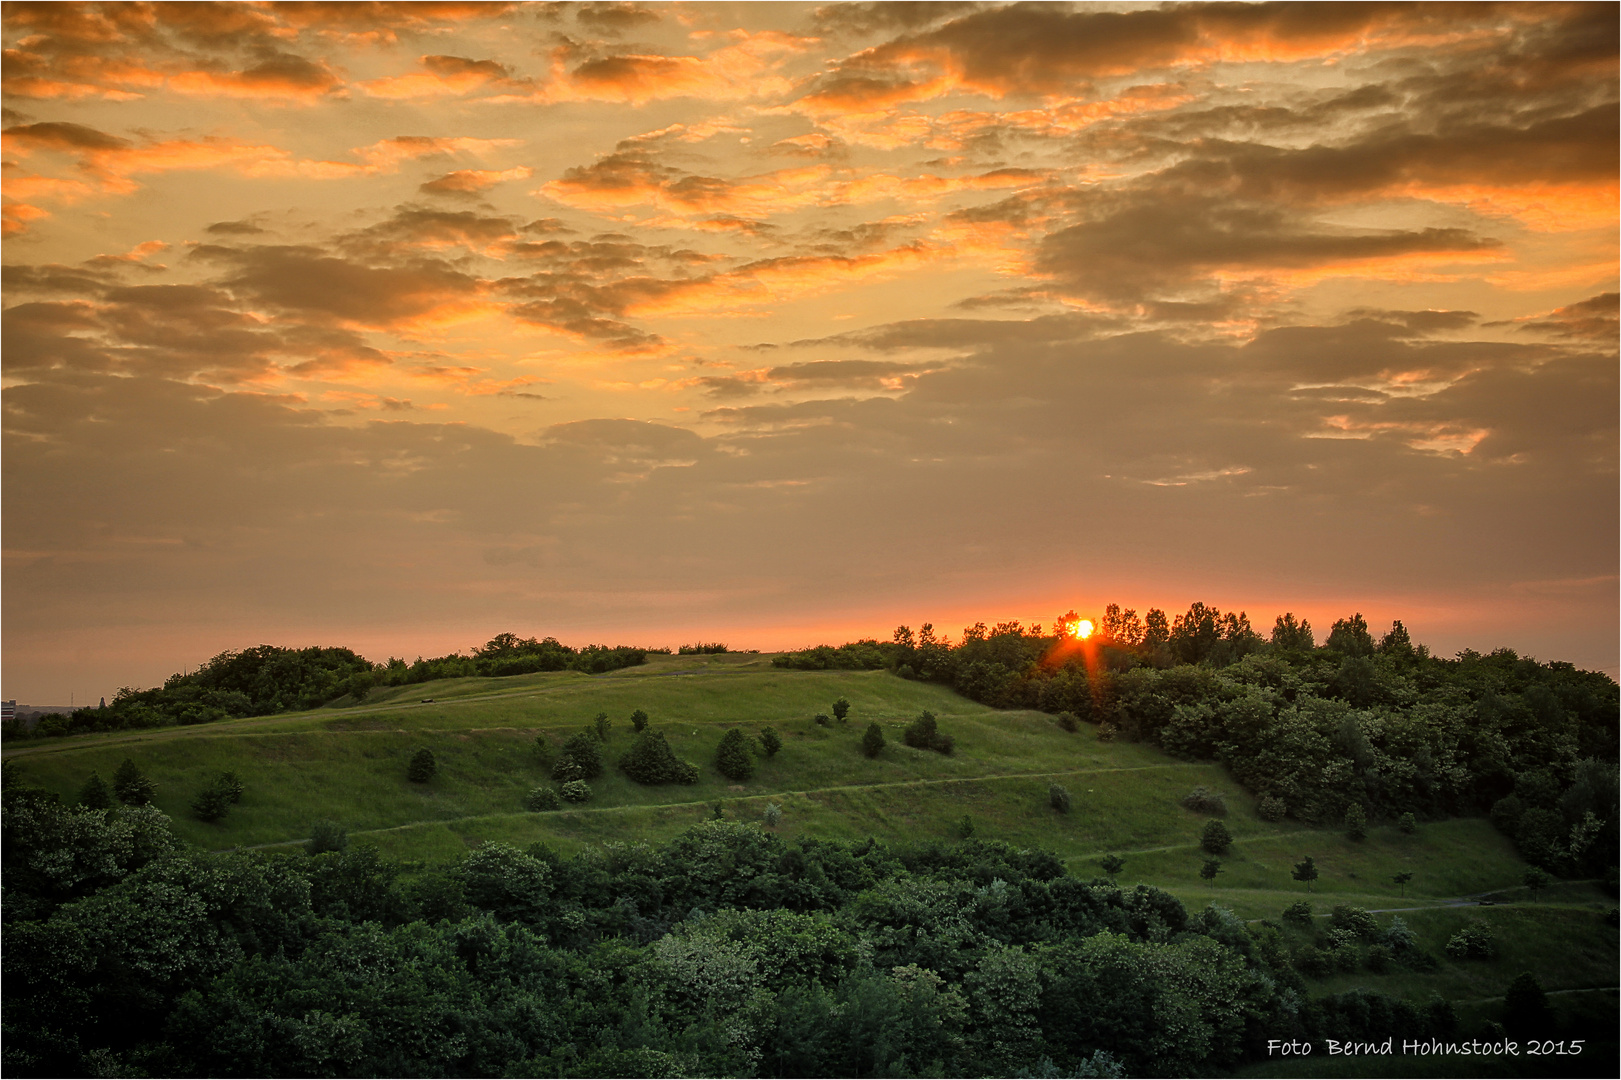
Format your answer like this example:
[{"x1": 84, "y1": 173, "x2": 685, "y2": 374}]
[{"x1": 3, "y1": 1, "x2": 1617, "y2": 703}]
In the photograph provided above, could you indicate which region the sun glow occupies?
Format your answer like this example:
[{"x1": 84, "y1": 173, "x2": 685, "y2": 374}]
[{"x1": 1069, "y1": 619, "x2": 1094, "y2": 640}]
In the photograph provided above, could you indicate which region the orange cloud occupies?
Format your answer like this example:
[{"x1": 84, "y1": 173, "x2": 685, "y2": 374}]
[
  {"x1": 545, "y1": 29, "x2": 811, "y2": 105},
  {"x1": 361, "y1": 54, "x2": 534, "y2": 100},
  {"x1": 420, "y1": 167, "x2": 534, "y2": 197}
]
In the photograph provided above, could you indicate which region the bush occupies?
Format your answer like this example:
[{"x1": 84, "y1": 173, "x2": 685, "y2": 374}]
[
  {"x1": 1258, "y1": 796, "x2": 1287, "y2": 822},
  {"x1": 1344, "y1": 802, "x2": 1367, "y2": 841},
  {"x1": 832, "y1": 698, "x2": 850, "y2": 721},
  {"x1": 525, "y1": 786, "x2": 559, "y2": 811},
  {"x1": 1057, "y1": 710, "x2": 1078, "y2": 732},
  {"x1": 814, "y1": 714, "x2": 832, "y2": 727},
  {"x1": 112, "y1": 758, "x2": 156, "y2": 805},
  {"x1": 407, "y1": 748, "x2": 437, "y2": 783},
  {"x1": 1329, "y1": 905, "x2": 1378, "y2": 941},
  {"x1": 191, "y1": 785, "x2": 231, "y2": 822},
  {"x1": 861, "y1": 722, "x2": 885, "y2": 758},
  {"x1": 758, "y1": 727, "x2": 782, "y2": 757},
  {"x1": 560, "y1": 780, "x2": 592, "y2": 803},
  {"x1": 763, "y1": 802, "x2": 782, "y2": 828},
  {"x1": 1200, "y1": 819, "x2": 1233, "y2": 855},
  {"x1": 1098, "y1": 854, "x2": 1125, "y2": 877},
  {"x1": 1444, "y1": 922, "x2": 1496, "y2": 960},
  {"x1": 957, "y1": 814, "x2": 974, "y2": 839},
  {"x1": 1282, "y1": 901, "x2": 1315, "y2": 926},
  {"x1": 77, "y1": 772, "x2": 113, "y2": 810},
  {"x1": 1366, "y1": 944, "x2": 1393, "y2": 973},
  {"x1": 306, "y1": 820, "x2": 348, "y2": 855},
  {"x1": 630, "y1": 709, "x2": 649, "y2": 733},
  {"x1": 553, "y1": 730, "x2": 603, "y2": 780},
  {"x1": 1294, "y1": 946, "x2": 1332, "y2": 978},
  {"x1": 715, "y1": 727, "x2": 755, "y2": 780},
  {"x1": 1096, "y1": 722, "x2": 1117, "y2": 742},
  {"x1": 594, "y1": 712, "x2": 611, "y2": 741},
  {"x1": 1398, "y1": 811, "x2": 1417, "y2": 834},
  {"x1": 902, "y1": 711, "x2": 953, "y2": 754},
  {"x1": 620, "y1": 730, "x2": 701, "y2": 785},
  {"x1": 1182, "y1": 786, "x2": 1227, "y2": 815},
  {"x1": 1380, "y1": 916, "x2": 1417, "y2": 951},
  {"x1": 1050, "y1": 783, "x2": 1072, "y2": 813},
  {"x1": 214, "y1": 772, "x2": 245, "y2": 804}
]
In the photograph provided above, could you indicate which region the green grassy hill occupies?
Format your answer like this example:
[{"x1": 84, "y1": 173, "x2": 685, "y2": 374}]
[{"x1": 6, "y1": 650, "x2": 1615, "y2": 1053}]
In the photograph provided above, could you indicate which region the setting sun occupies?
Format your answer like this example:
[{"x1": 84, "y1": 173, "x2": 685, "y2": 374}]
[{"x1": 1070, "y1": 619, "x2": 1094, "y2": 640}]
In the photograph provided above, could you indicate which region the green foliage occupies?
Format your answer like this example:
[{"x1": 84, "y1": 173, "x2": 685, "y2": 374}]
[
  {"x1": 1392, "y1": 870, "x2": 1413, "y2": 896},
  {"x1": 77, "y1": 772, "x2": 113, "y2": 810},
  {"x1": 1258, "y1": 795, "x2": 1286, "y2": 821},
  {"x1": 1281, "y1": 900, "x2": 1314, "y2": 926},
  {"x1": 1328, "y1": 904, "x2": 1378, "y2": 940},
  {"x1": 1199, "y1": 858, "x2": 1222, "y2": 881},
  {"x1": 1503, "y1": 973, "x2": 1556, "y2": 1039},
  {"x1": 406, "y1": 747, "x2": 437, "y2": 783},
  {"x1": 593, "y1": 711, "x2": 611, "y2": 741},
  {"x1": 813, "y1": 713, "x2": 832, "y2": 726},
  {"x1": 956, "y1": 814, "x2": 974, "y2": 839},
  {"x1": 1291, "y1": 854, "x2": 1319, "y2": 891},
  {"x1": 191, "y1": 785, "x2": 232, "y2": 823},
  {"x1": 1049, "y1": 783, "x2": 1071, "y2": 813},
  {"x1": 1271, "y1": 612, "x2": 1315, "y2": 650},
  {"x1": 1181, "y1": 786, "x2": 1227, "y2": 815},
  {"x1": 1523, "y1": 864, "x2": 1552, "y2": 898},
  {"x1": 1344, "y1": 802, "x2": 1367, "y2": 841},
  {"x1": 758, "y1": 726, "x2": 782, "y2": 757},
  {"x1": 1200, "y1": 819, "x2": 1232, "y2": 855},
  {"x1": 715, "y1": 727, "x2": 756, "y2": 781},
  {"x1": 560, "y1": 779, "x2": 592, "y2": 803},
  {"x1": 860, "y1": 722, "x2": 885, "y2": 758},
  {"x1": 1056, "y1": 710, "x2": 1078, "y2": 732},
  {"x1": 1098, "y1": 854, "x2": 1125, "y2": 877},
  {"x1": 620, "y1": 729, "x2": 700, "y2": 785},
  {"x1": 1398, "y1": 811, "x2": 1417, "y2": 834},
  {"x1": 630, "y1": 708, "x2": 649, "y2": 733},
  {"x1": 678, "y1": 642, "x2": 729, "y2": 654},
  {"x1": 832, "y1": 697, "x2": 850, "y2": 721},
  {"x1": 903, "y1": 710, "x2": 955, "y2": 754},
  {"x1": 1444, "y1": 921, "x2": 1496, "y2": 960},
  {"x1": 524, "y1": 786, "x2": 559, "y2": 811},
  {"x1": 306, "y1": 819, "x2": 347, "y2": 855},
  {"x1": 762, "y1": 802, "x2": 782, "y2": 828},
  {"x1": 552, "y1": 730, "x2": 603, "y2": 781},
  {"x1": 112, "y1": 758, "x2": 156, "y2": 805}
]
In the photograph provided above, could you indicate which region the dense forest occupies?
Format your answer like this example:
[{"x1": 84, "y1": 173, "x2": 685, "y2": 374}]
[
  {"x1": 9, "y1": 635, "x2": 651, "y2": 739},
  {"x1": 775, "y1": 605, "x2": 1620, "y2": 877},
  {"x1": 6, "y1": 781, "x2": 1479, "y2": 1079}
]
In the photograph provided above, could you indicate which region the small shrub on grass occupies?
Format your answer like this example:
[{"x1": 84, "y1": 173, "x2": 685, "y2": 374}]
[
  {"x1": 621, "y1": 730, "x2": 701, "y2": 785},
  {"x1": 1366, "y1": 944, "x2": 1393, "y2": 973},
  {"x1": 593, "y1": 712, "x2": 611, "y2": 741},
  {"x1": 1380, "y1": 916, "x2": 1416, "y2": 952},
  {"x1": 716, "y1": 728, "x2": 756, "y2": 780},
  {"x1": 112, "y1": 759, "x2": 156, "y2": 805},
  {"x1": 1182, "y1": 786, "x2": 1227, "y2": 815},
  {"x1": 1398, "y1": 811, "x2": 1417, "y2": 834},
  {"x1": 1096, "y1": 722, "x2": 1117, "y2": 742},
  {"x1": 560, "y1": 780, "x2": 592, "y2": 804},
  {"x1": 77, "y1": 772, "x2": 113, "y2": 810},
  {"x1": 814, "y1": 714, "x2": 832, "y2": 727},
  {"x1": 903, "y1": 711, "x2": 954, "y2": 754},
  {"x1": 861, "y1": 722, "x2": 885, "y2": 758},
  {"x1": 1200, "y1": 819, "x2": 1232, "y2": 855},
  {"x1": 1258, "y1": 796, "x2": 1287, "y2": 822},
  {"x1": 630, "y1": 709, "x2": 649, "y2": 733},
  {"x1": 956, "y1": 815, "x2": 974, "y2": 839},
  {"x1": 1444, "y1": 922, "x2": 1496, "y2": 960},
  {"x1": 1049, "y1": 783, "x2": 1071, "y2": 813},
  {"x1": 1281, "y1": 901, "x2": 1314, "y2": 926},
  {"x1": 1329, "y1": 905, "x2": 1378, "y2": 941},
  {"x1": 763, "y1": 802, "x2": 782, "y2": 828},
  {"x1": 758, "y1": 727, "x2": 782, "y2": 757},
  {"x1": 407, "y1": 748, "x2": 437, "y2": 783},
  {"x1": 1294, "y1": 946, "x2": 1332, "y2": 979},
  {"x1": 525, "y1": 786, "x2": 560, "y2": 811},
  {"x1": 1098, "y1": 854, "x2": 1125, "y2": 877},
  {"x1": 306, "y1": 820, "x2": 347, "y2": 855},
  {"x1": 1056, "y1": 711, "x2": 1078, "y2": 732},
  {"x1": 1344, "y1": 802, "x2": 1367, "y2": 841},
  {"x1": 553, "y1": 731, "x2": 603, "y2": 781},
  {"x1": 191, "y1": 785, "x2": 231, "y2": 823},
  {"x1": 533, "y1": 737, "x2": 553, "y2": 769},
  {"x1": 832, "y1": 698, "x2": 850, "y2": 722},
  {"x1": 1522, "y1": 865, "x2": 1551, "y2": 900},
  {"x1": 214, "y1": 772, "x2": 244, "y2": 804}
]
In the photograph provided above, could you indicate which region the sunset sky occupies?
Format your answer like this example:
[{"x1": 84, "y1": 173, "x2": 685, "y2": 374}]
[{"x1": 4, "y1": 1, "x2": 1617, "y2": 704}]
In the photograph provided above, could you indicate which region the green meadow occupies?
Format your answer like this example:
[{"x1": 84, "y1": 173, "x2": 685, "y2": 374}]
[{"x1": 6, "y1": 651, "x2": 1615, "y2": 1055}]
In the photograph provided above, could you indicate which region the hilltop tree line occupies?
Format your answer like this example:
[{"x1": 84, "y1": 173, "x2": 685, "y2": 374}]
[
  {"x1": 6, "y1": 776, "x2": 1484, "y2": 1079},
  {"x1": 775, "y1": 605, "x2": 1619, "y2": 876},
  {"x1": 11, "y1": 634, "x2": 651, "y2": 740}
]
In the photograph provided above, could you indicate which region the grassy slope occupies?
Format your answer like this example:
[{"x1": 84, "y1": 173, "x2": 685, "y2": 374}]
[{"x1": 6, "y1": 651, "x2": 1616, "y2": 1065}]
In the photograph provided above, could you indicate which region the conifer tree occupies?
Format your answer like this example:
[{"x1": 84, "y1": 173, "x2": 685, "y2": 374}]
[
  {"x1": 112, "y1": 758, "x2": 156, "y2": 805},
  {"x1": 407, "y1": 748, "x2": 437, "y2": 783},
  {"x1": 77, "y1": 772, "x2": 113, "y2": 810},
  {"x1": 861, "y1": 722, "x2": 885, "y2": 758},
  {"x1": 715, "y1": 727, "x2": 755, "y2": 780}
]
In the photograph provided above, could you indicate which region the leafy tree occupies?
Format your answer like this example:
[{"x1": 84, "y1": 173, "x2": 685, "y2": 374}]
[
  {"x1": 1344, "y1": 803, "x2": 1367, "y2": 841},
  {"x1": 1445, "y1": 922, "x2": 1496, "y2": 960},
  {"x1": 192, "y1": 785, "x2": 231, "y2": 823},
  {"x1": 560, "y1": 779, "x2": 592, "y2": 803},
  {"x1": 1049, "y1": 783, "x2": 1071, "y2": 813},
  {"x1": 1522, "y1": 865, "x2": 1552, "y2": 900},
  {"x1": 77, "y1": 772, "x2": 113, "y2": 810},
  {"x1": 112, "y1": 759, "x2": 156, "y2": 805},
  {"x1": 763, "y1": 802, "x2": 782, "y2": 828},
  {"x1": 594, "y1": 711, "x2": 611, "y2": 741},
  {"x1": 1141, "y1": 608, "x2": 1170, "y2": 649},
  {"x1": 621, "y1": 730, "x2": 700, "y2": 785},
  {"x1": 758, "y1": 726, "x2": 782, "y2": 757},
  {"x1": 1292, "y1": 855, "x2": 1319, "y2": 892},
  {"x1": 524, "y1": 786, "x2": 559, "y2": 811},
  {"x1": 1182, "y1": 787, "x2": 1227, "y2": 815},
  {"x1": 1200, "y1": 858, "x2": 1222, "y2": 881},
  {"x1": 306, "y1": 820, "x2": 347, "y2": 855},
  {"x1": 1258, "y1": 796, "x2": 1287, "y2": 822},
  {"x1": 1281, "y1": 901, "x2": 1314, "y2": 926},
  {"x1": 1398, "y1": 812, "x2": 1417, "y2": 835},
  {"x1": 861, "y1": 722, "x2": 885, "y2": 758},
  {"x1": 1326, "y1": 613, "x2": 1375, "y2": 657},
  {"x1": 1271, "y1": 612, "x2": 1315, "y2": 650},
  {"x1": 832, "y1": 698, "x2": 850, "y2": 722},
  {"x1": 716, "y1": 727, "x2": 756, "y2": 780},
  {"x1": 554, "y1": 730, "x2": 604, "y2": 780},
  {"x1": 1393, "y1": 871, "x2": 1413, "y2": 897},
  {"x1": 903, "y1": 711, "x2": 954, "y2": 754},
  {"x1": 630, "y1": 708, "x2": 649, "y2": 733},
  {"x1": 1379, "y1": 620, "x2": 1414, "y2": 656},
  {"x1": 1329, "y1": 905, "x2": 1378, "y2": 940},
  {"x1": 407, "y1": 748, "x2": 437, "y2": 783},
  {"x1": 1201, "y1": 819, "x2": 1233, "y2": 855}
]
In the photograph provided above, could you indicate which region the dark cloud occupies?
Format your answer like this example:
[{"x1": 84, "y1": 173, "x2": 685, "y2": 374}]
[
  {"x1": 1509, "y1": 293, "x2": 1620, "y2": 341},
  {"x1": 205, "y1": 219, "x2": 267, "y2": 235},
  {"x1": 810, "y1": 2, "x2": 983, "y2": 38},
  {"x1": 574, "y1": 2, "x2": 662, "y2": 33}
]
